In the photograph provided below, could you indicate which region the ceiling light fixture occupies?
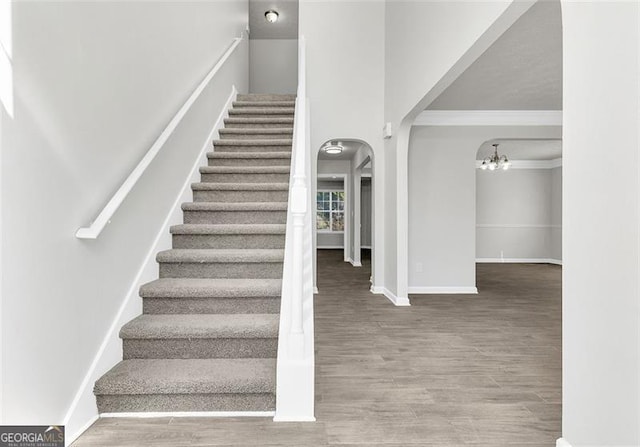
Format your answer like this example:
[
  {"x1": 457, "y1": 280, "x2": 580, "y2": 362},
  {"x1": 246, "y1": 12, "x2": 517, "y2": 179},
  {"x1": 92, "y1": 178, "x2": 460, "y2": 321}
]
[
  {"x1": 265, "y1": 10, "x2": 279, "y2": 23},
  {"x1": 323, "y1": 141, "x2": 344, "y2": 155},
  {"x1": 479, "y1": 143, "x2": 511, "y2": 171}
]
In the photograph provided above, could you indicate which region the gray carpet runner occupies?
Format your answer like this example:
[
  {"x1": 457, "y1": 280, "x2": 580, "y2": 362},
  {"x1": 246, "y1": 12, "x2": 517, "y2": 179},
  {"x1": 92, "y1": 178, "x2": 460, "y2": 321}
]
[{"x1": 93, "y1": 93, "x2": 294, "y2": 413}]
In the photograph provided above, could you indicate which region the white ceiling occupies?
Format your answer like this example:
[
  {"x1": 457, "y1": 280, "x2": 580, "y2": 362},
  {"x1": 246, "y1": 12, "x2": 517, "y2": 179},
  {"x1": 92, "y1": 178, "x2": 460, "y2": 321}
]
[
  {"x1": 249, "y1": 0, "x2": 298, "y2": 39},
  {"x1": 429, "y1": 0, "x2": 562, "y2": 111},
  {"x1": 317, "y1": 141, "x2": 366, "y2": 161},
  {"x1": 476, "y1": 139, "x2": 562, "y2": 161}
]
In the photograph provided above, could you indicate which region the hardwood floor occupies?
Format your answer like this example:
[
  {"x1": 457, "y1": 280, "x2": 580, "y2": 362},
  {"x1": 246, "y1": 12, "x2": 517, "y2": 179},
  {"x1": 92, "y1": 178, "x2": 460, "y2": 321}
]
[{"x1": 72, "y1": 249, "x2": 561, "y2": 446}]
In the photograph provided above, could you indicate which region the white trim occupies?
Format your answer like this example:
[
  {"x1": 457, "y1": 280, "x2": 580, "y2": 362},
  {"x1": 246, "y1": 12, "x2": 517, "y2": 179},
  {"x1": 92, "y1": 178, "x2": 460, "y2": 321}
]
[
  {"x1": 477, "y1": 223, "x2": 562, "y2": 229},
  {"x1": 476, "y1": 258, "x2": 563, "y2": 265},
  {"x1": 556, "y1": 439, "x2": 572, "y2": 447},
  {"x1": 361, "y1": 245, "x2": 372, "y2": 249},
  {"x1": 408, "y1": 286, "x2": 478, "y2": 294},
  {"x1": 273, "y1": 415, "x2": 316, "y2": 422},
  {"x1": 62, "y1": 87, "x2": 238, "y2": 439},
  {"x1": 475, "y1": 158, "x2": 562, "y2": 169},
  {"x1": 349, "y1": 259, "x2": 362, "y2": 267},
  {"x1": 101, "y1": 411, "x2": 274, "y2": 418},
  {"x1": 317, "y1": 245, "x2": 344, "y2": 249},
  {"x1": 313, "y1": 287, "x2": 319, "y2": 294},
  {"x1": 65, "y1": 414, "x2": 98, "y2": 447},
  {"x1": 371, "y1": 286, "x2": 411, "y2": 306},
  {"x1": 414, "y1": 110, "x2": 563, "y2": 127},
  {"x1": 75, "y1": 36, "x2": 243, "y2": 239}
]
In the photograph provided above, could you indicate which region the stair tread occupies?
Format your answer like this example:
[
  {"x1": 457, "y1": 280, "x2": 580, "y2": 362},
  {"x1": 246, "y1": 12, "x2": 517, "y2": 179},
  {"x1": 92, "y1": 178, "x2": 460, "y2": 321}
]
[
  {"x1": 140, "y1": 278, "x2": 282, "y2": 298},
  {"x1": 182, "y1": 202, "x2": 287, "y2": 211},
  {"x1": 94, "y1": 358, "x2": 276, "y2": 395},
  {"x1": 171, "y1": 224, "x2": 286, "y2": 235},
  {"x1": 207, "y1": 152, "x2": 291, "y2": 159},
  {"x1": 238, "y1": 93, "x2": 296, "y2": 101},
  {"x1": 191, "y1": 182, "x2": 289, "y2": 191},
  {"x1": 224, "y1": 117, "x2": 294, "y2": 124},
  {"x1": 120, "y1": 314, "x2": 279, "y2": 340},
  {"x1": 199, "y1": 166, "x2": 290, "y2": 174},
  {"x1": 229, "y1": 108, "x2": 294, "y2": 114},
  {"x1": 232, "y1": 101, "x2": 295, "y2": 108},
  {"x1": 219, "y1": 128, "x2": 293, "y2": 134},
  {"x1": 157, "y1": 249, "x2": 284, "y2": 263},
  {"x1": 213, "y1": 139, "x2": 292, "y2": 146}
]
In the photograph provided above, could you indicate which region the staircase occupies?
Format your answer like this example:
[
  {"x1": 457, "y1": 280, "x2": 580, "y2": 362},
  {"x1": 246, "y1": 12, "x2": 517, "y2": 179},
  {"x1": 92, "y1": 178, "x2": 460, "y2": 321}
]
[{"x1": 93, "y1": 94, "x2": 295, "y2": 414}]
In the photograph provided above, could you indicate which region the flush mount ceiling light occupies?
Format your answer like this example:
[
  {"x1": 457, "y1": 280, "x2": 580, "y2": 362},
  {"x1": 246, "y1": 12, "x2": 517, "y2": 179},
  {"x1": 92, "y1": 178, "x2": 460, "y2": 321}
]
[
  {"x1": 265, "y1": 10, "x2": 279, "y2": 23},
  {"x1": 323, "y1": 141, "x2": 344, "y2": 155},
  {"x1": 480, "y1": 143, "x2": 511, "y2": 171}
]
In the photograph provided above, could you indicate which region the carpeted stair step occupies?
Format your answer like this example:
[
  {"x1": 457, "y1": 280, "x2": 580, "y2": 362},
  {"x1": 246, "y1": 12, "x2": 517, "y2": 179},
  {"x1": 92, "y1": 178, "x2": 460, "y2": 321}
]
[
  {"x1": 140, "y1": 278, "x2": 282, "y2": 314},
  {"x1": 237, "y1": 93, "x2": 296, "y2": 102},
  {"x1": 120, "y1": 314, "x2": 279, "y2": 359},
  {"x1": 182, "y1": 202, "x2": 287, "y2": 224},
  {"x1": 219, "y1": 128, "x2": 293, "y2": 140},
  {"x1": 171, "y1": 224, "x2": 285, "y2": 249},
  {"x1": 224, "y1": 117, "x2": 294, "y2": 129},
  {"x1": 213, "y1": 139, "x2": 292, "y2": 153},
  {"x1": 228, "y1": 108, "x2": 294, "y2": 118},
  {"x1": 157, "y1": 248, "x2": 284, "y2": 279},
  {"x1": 191, "y1": 183, "x2": 289, "y2": 203},
  {"x1": 94, "y1": 358, "x2": 276, "y2": 413},
  {"x1": 232, "y1": 101, "x2": 295, "y2": 108},
  {"x1": 199, "y1": 166, "x2": 290, "y2": 183},
  {"x1": 207, "y1": 151, "x2": 291, "y2": 167}
]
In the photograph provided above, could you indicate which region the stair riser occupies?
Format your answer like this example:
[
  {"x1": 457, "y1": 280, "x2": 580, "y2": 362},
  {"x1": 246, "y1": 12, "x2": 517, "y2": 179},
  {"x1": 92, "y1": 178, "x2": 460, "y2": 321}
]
[
  {"x1": 143, "y1": 297, "x2": 280, "y2": 315},
  {"x1": 200, "y1": 173, "x2": 290, "y2": 183},
  {"x1": 184, "y1": 210, "x2": 287, "y2": 224},
  {"x1": 160, "y1": 262, "x2": 283, "y2": 279},
  {"x1": 219, "y1": 133, "x2": 293, "y2": 140},
  {"x1": 173, "y1": 234, "x2": 285, "y2": 249},
  {"x1": 123, "y1": 339, "x2": 277, "y2": 359},
  {"x1": 214, "y1": 146, "x2": 292, "y2": 153},
  {"x1": 96, "y1": 393, "x2": 275, "y2": 413},
  {"x1": 208, "y1": 157, "x2": 291, "y2": 167},
  {"x1": 192, "y1": 190, "x2": 289, "y2": 202},
  {"x1": 224, "y1": 122, "x2": 293, "y2": 129}
]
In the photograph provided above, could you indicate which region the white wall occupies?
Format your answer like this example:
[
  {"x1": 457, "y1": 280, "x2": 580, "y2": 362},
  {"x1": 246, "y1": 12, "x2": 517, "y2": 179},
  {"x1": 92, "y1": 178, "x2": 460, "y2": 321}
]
[
  {"x1": 476, "y1": 167, "x2": 562, "y2": 262},
  {"x1": 249, "y1": 39, "x2": 297, "y2": 94},
  {"x1": 1, "y1": 0, "x2": 247, "y2": 436},
  {"x1": 300, "y1": 1, "x2": 385, "y2": 287},
  {"x1": 562, "y1": 1, "x2": 639, "y2": 445},
  {"x1": 384, "y1": 0, "x2": 524, "y2": 301},
  {"x1": 408, "y1": 125, "x2": 561, "y2": 292}
]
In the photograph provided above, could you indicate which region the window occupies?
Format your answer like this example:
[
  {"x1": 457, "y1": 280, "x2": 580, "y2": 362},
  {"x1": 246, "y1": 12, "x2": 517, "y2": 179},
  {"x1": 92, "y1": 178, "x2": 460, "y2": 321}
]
[{"x1": 316, "y1": 191, "x2": 345, "y2": 232}]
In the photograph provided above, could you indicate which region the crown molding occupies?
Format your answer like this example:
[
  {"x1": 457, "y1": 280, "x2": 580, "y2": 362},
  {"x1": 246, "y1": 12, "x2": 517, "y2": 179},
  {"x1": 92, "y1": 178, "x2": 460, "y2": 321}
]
[
  {"x1": 414, "y1": 110, "x2": 563, "y2": 127},
  {"x1": 475, "y1": 158, "x2": 562, "y2": 169}
]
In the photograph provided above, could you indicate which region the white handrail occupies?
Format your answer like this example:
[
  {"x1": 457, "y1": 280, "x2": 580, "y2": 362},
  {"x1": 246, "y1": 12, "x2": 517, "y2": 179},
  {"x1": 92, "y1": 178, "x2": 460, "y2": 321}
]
[
  {"x1": 75, "y1": 36, "x2": 244, "y2": 239},
  {"x1": 275, "y1": 36, "x2": 315, "y2": 422}
]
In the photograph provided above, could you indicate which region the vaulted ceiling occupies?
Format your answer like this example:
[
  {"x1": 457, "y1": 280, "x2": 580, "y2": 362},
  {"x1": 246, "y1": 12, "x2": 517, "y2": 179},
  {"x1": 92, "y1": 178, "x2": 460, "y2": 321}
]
[{"x1": 429, "y1": 0, "x2": 562, "y2": 111}]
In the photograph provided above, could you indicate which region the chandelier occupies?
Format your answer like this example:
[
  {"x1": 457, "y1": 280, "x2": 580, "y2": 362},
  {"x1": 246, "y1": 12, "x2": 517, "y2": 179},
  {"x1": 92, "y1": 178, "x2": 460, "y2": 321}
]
[{"x1": 480, "y1": 143, "x2": 511, "y2": 171}]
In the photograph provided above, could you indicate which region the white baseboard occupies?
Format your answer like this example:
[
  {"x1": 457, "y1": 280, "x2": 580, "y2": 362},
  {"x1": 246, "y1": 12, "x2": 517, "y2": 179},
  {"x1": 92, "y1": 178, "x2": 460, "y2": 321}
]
[
  {"x1": 66, "y1": 414, "x2": 98, "y2": 447},
  {"x1": 349, "y1": 259, "x2": 362, "y2": 267},
  {"x1": 62, "y1": 87, "x2": 238, "y2": 447},
  {"x1": 408, "y1": 286, "x2": 478, "y2": 294},
  {"x1": 101, "y1": 411, "x2": 274, "y2": 418},
  {"x1": 317, "y1": 246, "x2": 344, "y2": 249},
  {"x1": 556, "y1": 438, "x2": 572, "y2": 447},
  {"x1": 371, "y1": 286, "x2": 411, "y2": 306},
  {"x1": 273, "y1": 415, "x2": 316, "y2": 422},
  {"x1": 313, "y1": 286, "x2": 319, "y2": 294},
  {"x1": 476, "y1": 257, "x2": 563, "y2": 265}
]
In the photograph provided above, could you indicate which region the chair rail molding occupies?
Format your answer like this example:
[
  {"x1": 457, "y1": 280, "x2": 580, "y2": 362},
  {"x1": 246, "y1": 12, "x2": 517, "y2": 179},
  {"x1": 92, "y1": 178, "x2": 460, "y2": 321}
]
[
  {"x1": 75, "y1": 35, "x2": 244, "y2": 239},
  {"x1": 414, "y1": 110, "x2": 563, "y2": 127}
]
